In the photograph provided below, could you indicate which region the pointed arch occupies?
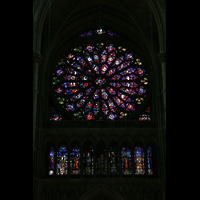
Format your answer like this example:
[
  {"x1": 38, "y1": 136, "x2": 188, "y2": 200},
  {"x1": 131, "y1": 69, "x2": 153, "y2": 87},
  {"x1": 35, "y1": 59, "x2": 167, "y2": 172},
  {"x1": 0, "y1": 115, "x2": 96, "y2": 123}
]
[
  {"x1": 55, "y1": 189, "x2": 61, "y2": 200},
  {"x1": 134, "y1": 136, "x2": 146, "y2": 148},
  {"x1": 122, "y1": 188, "x2": 127, "y2": 199},
  {"x1": 43, "y1": 140, "x2": 56, "y2": 177},
  {"x1": 109, "y1": 140, "x2": 119, "y2": 175},
  {"x1": 129, "y1": 189, "x2": 134, "y2": 200},
  {"x1": 70, "y1": 140, "x2": 81, "y2": 175},
  {"x1": 96, "y1": 140, "x2": 107, "y2": 175},
  {"x1": 142, "y1": 189, "x2": 148, "y2": 200},
  {"x1": 40, "y1": 189, "x2": 47, "y2": 200},
  {"x1": 57, "y1": 144, "x2": 68, "y2": 175},
  {"x1": 135, "y1": 188, "x2": 141, "y2": 200},
  {"x1": 146, "y1": 139, "x2": 158, "y2": 177},
  {"x1": 121, "y1": 140, "x2": 132, "y2": 175},
  {"x1": 79, "y1": 184, "x2": 124, "y2": 200},
  {"x1": 83, "y1": 140, "x2": 94, "y2": 175},
  {"x1": 149, "y1": 189, "x2": 155, "y2": 200},
  {"x1": 156, "y1": 190, "x2": 162, "y2": 200}
]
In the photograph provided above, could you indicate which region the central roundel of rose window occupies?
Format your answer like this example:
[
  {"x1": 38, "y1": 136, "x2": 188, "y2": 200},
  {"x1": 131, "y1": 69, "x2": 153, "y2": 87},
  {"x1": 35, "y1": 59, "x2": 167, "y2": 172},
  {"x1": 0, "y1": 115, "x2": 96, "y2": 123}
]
[{"x1": 51, "y1": 42, "x2": 148, "y2": 120}]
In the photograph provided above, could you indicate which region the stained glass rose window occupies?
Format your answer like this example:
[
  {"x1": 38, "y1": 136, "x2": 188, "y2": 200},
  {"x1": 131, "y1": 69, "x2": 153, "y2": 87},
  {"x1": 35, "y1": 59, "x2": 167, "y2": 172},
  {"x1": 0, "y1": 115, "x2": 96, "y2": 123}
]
[{"x1": 51, "y1": 41, "x2": 149, "y2": 120}]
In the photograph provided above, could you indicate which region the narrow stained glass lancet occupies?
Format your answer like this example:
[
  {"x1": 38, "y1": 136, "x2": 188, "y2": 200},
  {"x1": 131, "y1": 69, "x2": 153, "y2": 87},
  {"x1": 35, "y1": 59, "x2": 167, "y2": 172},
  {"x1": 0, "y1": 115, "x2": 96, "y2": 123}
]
[
  {"x1": 147, "y1": 147, "x2": 153, "y2": 175},
  {"x1": 57, "y1": 146, "x2": 68, "y2": 175},
  {"x1": 83, "y1": 143, "x2": 94, "y2": 175},
  {"x1": 96, "y1": 144, "x2": 107, "y2": 175},
  {"x1": 70, "y1": 145, "x2": 81, "y2": 175},
  {"x1": 134, "y1": 147, "x2": 145, "y2": 175},
  {"x1": 109, "y1": 146, "x2": 119, "y2": 175},
  {"x1": 51, "y1": 33, "x2": 148, "y2": 120},
  {"x1": 121, "y1": 147, "x2": 132, "y2": 175},
  {"x1": 49, "y1": 147, "x2": 55, "y2": 175}
]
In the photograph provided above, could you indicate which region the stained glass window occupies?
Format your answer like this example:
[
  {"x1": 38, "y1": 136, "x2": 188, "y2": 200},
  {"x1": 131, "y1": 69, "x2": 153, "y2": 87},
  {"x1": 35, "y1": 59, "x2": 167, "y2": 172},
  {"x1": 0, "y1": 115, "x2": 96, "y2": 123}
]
[
  {"x1": 147, "y1": 147, "x2": 153, "y2": 175},
  {"x1": 70, "y1": 145, "x2": 80, "y2": 175},
  {"x1": 76, "y1": 28, "x2": 120, "y2": 38},
  {"x1": 50, "y1": 107, "x2": 62, "y2": 121},
  {"x1": 121, "y1": 147, "x2": 132, "y2": 175},
  {"x1": 49, "y1": 147, "x2": 55, "y2": 175},
  {"x1": 57, "y1": 146, "x2": 68, "y2": 175},
  {"x1": 109, "y1": 145, "x2": 119, "y2": 175},
  {"x1": 83, "y1": 142, "x2": 94, "y2": 175},
  {"x1": 51, "y1": 41, "x2": 148, "y2": 120},
  {"x1": 138, "y1": 105, "x2": 150, "y2": 121},
  {"x1": 134, "y1": 147, "x2": 145, "y2": 175},
  {"x1": 96, "y1": 142, "x2": 107, "y2": 175}
]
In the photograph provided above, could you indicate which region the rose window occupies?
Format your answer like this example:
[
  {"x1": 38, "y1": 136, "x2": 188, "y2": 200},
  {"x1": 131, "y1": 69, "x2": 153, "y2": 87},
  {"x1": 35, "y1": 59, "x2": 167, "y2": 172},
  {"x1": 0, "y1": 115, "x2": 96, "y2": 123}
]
[{"x1": 51, "y1": 42, "x2": 149, "y2": 120}]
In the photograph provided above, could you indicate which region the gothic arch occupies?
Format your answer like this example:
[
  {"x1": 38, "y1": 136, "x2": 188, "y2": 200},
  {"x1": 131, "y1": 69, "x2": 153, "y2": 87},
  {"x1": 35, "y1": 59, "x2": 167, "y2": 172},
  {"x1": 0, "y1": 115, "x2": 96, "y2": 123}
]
[
  {"x1": 146, "y1": 137, "x2": 158, "y2": 149},
  {"x1": 44, "y1": 136, "x2": 56, "y2": 148},
  {"x1": 142, "y1": 189, "x2": 148, "y2": 200},
  {"x1": 70, "y1": 139, "x2": 80, "y2": 148},
  {"x1": 129, "y1": 189, "x2": 134, "y2": 200},
  {"x1": 149, "y1": 189, "x2": 155, "y2": 200},
  {"x1": 135, "y1": 188, "x2": 142, "y2": 200},
  {"x1": 122, "y1": 188, "x2": 127, "y2": 199},
  {"x1": 57, "y1": 138, "x2": 68, "y2": 150},
  {"x1": 134, "y1": 136, "x2": 146, "y2": 148},
  {"x1": 62, "y1": 189, "x2": 68, "y2": 200},
  {"x1": 55, "y1": 189, "x2": 61, "y2": 200},
  {"x1": 108, "y1": 136, "x2": 121, "y2": 147},
  {"x1": 40, "y1": 189, "x2": 47, "y2": 200},
  {"x1": 94, "y1": 137, "x2": 108, "y2": 147},
  {"x1": 121, "y1": 137, "x2": 133, "y2": 147},
  {"x1": 79, "y1": 184, "x2": 124, "y2": 200},
  {"x1": 48, "y1": 189, "x2": 54, "y2": 200},
  {"x1": 156, "y1": 190, "x2": 162, "y2": 200},
  {"x1": 109, "y1": 140, "x2": 119, "y2": 148},
  {"x1": 82, "y1": 137, "x2": 95, "y2": 147}
]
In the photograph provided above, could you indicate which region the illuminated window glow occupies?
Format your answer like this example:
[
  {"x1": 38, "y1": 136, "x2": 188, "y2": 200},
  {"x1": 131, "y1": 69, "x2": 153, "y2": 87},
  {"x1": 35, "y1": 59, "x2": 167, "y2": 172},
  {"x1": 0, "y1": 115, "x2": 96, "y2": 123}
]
[
  {"x1": 147, "y1": 147, "x2": 153, "y2": 175},
  {"x1": 70, "y1": 146, "x2": 80, "y2": 175},
  {"x1": 57, "y1": 146, "x2": 68, "y2": 175},
  {"x1": 49, "y1": 147, "x2": 55, "y2": 175},
  {"x1": 121, "y1": 147, "x2": 132, "y2": 175},
  {"x1": 51, "y1": 36, "x2": 148, "y2": 120},
  {"x1": 134, "y1": 147, "x2": 145, "y2": 175}
]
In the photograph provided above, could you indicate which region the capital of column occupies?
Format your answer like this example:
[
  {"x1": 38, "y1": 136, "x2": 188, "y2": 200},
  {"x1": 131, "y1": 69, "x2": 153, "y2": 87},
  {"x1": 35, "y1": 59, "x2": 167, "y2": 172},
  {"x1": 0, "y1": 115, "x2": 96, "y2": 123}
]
[
  {"x1": 157, "y1": 53, "x2": 166, "y2": 64},
  {"x1": 33, "y1": 52, "x2": 43, "y2": 65}
]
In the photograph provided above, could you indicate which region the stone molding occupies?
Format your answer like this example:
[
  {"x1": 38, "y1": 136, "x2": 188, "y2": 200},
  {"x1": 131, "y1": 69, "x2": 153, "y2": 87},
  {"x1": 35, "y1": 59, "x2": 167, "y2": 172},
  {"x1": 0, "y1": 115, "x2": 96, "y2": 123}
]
[
  {"x1": 33, "y1": 52, "x2": 43, "y2": 64},
  {"x1": 157, "y1": 53, "x2": 166, "y2": 64}
]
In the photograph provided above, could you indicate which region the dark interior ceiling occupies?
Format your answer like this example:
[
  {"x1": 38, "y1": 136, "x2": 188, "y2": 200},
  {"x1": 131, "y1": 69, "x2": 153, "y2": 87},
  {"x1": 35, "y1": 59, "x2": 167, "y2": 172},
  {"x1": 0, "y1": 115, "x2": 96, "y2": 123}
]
[{"x1": 41, "y1": 0, "x2": 159, "y2": 64}]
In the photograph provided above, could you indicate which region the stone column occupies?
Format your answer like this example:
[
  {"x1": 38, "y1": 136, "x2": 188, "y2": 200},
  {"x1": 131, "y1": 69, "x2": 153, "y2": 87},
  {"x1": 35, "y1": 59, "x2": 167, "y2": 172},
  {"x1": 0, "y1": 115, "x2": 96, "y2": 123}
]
[
  {"x1": 33, "y1": 52, "x2": 43, "y2": 157},
  {"x1": 157, "y1": 53, "x2": 166, "y2": 126}
]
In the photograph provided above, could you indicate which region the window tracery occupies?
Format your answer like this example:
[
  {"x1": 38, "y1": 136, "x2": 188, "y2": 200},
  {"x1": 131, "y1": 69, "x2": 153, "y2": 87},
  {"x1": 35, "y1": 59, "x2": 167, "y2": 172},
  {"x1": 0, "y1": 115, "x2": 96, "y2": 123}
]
[
  {"x1": 147, "y1": 146, "x2": 153, "y2": 175},
  {"x1": 70, "y1": 145, "x2": 80, "y2": 175},
  {"x1": 83, "y1": 142, "x2": 94, "y2": 175},
  {"x1": 121, "y1": 147, "x2": 132, "y2": 175},
  {"x1": 109, "y1": 144, "x2": 119, "y2": 175},
  {"x1": 96, "y1": 142, "x2": 107, "y2": 175},
  {"x1": 57, "y1": 146, "x2": 68, "y2": 175},
  {"x1": 134, "y1": 147, "x2": 145, "y2": 175},
  {"x1": 51, "y1": 41, "x2": 148, "y2": 120},
  {"x1": 49, "y1": 147, "x2": 55, "y2": 175}
]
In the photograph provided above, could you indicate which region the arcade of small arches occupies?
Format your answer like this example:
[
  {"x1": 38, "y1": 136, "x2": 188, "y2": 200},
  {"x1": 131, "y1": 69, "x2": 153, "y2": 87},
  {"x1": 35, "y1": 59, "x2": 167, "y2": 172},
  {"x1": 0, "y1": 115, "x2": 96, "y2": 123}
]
[{"x1": 45, "y1": 139, "x2": 158, "y2": 178}]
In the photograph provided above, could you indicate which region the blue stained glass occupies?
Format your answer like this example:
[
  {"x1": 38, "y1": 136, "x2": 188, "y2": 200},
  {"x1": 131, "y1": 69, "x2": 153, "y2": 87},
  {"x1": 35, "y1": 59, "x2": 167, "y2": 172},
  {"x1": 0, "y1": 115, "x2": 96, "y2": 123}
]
[
  {"x1": 52, "y1": 40, "x2": 148, "y2": 121},
  {"x1": 70, "y1": 146, "x2": 80, "y2": 175},
  {"x1": 121, "y1": 147, "x2": 132, "y2": 175},
  {"x1": 134, "y1": 147, "x2": 145, "y2": 175},
  {"x1": 57, "y1": 146, "x2": 68, "y2": 175},
  {"x1": 49, "y1": 147, "x2": 55, "y2": 175}
]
